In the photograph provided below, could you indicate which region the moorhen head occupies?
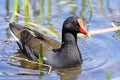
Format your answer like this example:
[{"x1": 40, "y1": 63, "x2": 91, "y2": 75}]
[{"x1": 9, "y1": 16, "x2": 90, "y2": 68}]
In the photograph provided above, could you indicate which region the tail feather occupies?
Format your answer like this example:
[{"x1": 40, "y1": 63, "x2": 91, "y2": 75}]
[
  {"x1": 9, "y1": 22, "x2": 39, "y2": 61},
  {"x1": 9, "y1": 22, "x2": 24, "y2": 41}
]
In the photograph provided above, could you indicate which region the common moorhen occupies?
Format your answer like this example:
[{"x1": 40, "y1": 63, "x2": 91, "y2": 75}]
[{"x1": 9, "y1": 16, "x2": 90, "y2": 68}]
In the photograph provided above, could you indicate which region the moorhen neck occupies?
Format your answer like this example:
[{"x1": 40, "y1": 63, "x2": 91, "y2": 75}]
[{"x1": 9, "y1": 16, "x2": 90, "y2": 68}]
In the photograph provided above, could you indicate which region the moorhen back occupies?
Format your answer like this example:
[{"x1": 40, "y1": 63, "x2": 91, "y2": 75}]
[{"x1": 9, "y1": 16, "x2": 90, "y2": 68}]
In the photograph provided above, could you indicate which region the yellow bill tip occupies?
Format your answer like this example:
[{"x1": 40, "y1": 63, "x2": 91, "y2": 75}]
[{"x1": 86, "y1": 34, "x2": 91, "y2": 38}]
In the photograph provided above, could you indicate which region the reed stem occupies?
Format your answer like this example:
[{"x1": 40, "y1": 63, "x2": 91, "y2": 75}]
[
  {"x1": 39, "y1": 42, "x2": 43, "y2": 64},
  {"x1": 24, "y1": 0, "x2": 29, "y2": 22},
  {"x1": 13, "y1": 0, "x2": 19, "y2": 21},
  {"x1": 107, "y1": 72, "x2": 110, "y2": 80}
]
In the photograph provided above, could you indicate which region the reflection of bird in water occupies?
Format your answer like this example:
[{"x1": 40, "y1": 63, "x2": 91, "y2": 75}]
[
  {"x1": 57, "y1": 66, "x2": 82, "y2": 80},
  {"x1": 9, "y1": 52, "x2": 82, "y2": 78}
]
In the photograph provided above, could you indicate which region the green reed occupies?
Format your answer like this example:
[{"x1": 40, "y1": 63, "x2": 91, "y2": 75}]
[
  {"x1": 39, "y1": 42, "x2": 43, "y2": 64},
  {"x1": 12, "y1": 0, "x2": 19, "y2": 21},
  {"x1": 88, "y1": 0, "x2": 94, "y2": 13},
  {"x1": 47, "y1": 0, "x2": 51, "y2": 16},
  {"x1": 5, "y1": 0, "x2": 10, "y2": 17},
  {"x1": 27, "y1": 22, "x2": 59, "y2": 38},
  {"x1": 39, "y1": 42, "x2": 44, "y2": 76},
  {"x1": 23, "y1": 0, "x2": 29, "y2": 22},
  {"x1": 39, "y1": 0, "x2": 43, "y2": 17},
  {"x1": 107, "y1": 72, "x2": 111, "y2": 80},
  {"x1": 98, "y1": 0, "x2": 103, "y2": 9}
]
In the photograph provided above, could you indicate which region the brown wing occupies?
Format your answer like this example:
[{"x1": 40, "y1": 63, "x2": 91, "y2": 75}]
[
  {"x1": 9, "y1": 22, "x2": 61, "y2": 61},
  {"x1": 27, "y1": 28, "x2": 61, "y2": 48}
]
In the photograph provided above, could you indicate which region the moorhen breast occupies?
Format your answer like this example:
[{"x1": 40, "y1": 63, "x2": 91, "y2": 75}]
[{"x1": 9, "y1": 16, "x2": 90, "y2": 68}]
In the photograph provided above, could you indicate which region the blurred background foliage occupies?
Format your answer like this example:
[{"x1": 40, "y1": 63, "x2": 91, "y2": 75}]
[
  {"x1": 5, "y1": 0, "x2": 97, "y2": 38},
  {"x1": 5, "y1": 0, "x2": 119, "y2": 38}
]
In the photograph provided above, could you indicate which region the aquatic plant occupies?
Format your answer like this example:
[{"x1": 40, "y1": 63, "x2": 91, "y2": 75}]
[
  {"x1": 12, "y1": 0, "x2": 19, "y2": 21},
  {"x1": 39, "y1": 42, "x2": 43, "y2": 64},
  {"x1": 23, "y1": 0, "x2": 29, "y2": 22},
  {"x1": 107, "y1": 72, "x2": 111, "y2": 80}
]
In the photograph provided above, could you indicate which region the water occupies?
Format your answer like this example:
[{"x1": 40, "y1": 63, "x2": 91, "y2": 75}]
[{"x1": 0, "y1": 0, "x2": 120, "y2": 80}]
